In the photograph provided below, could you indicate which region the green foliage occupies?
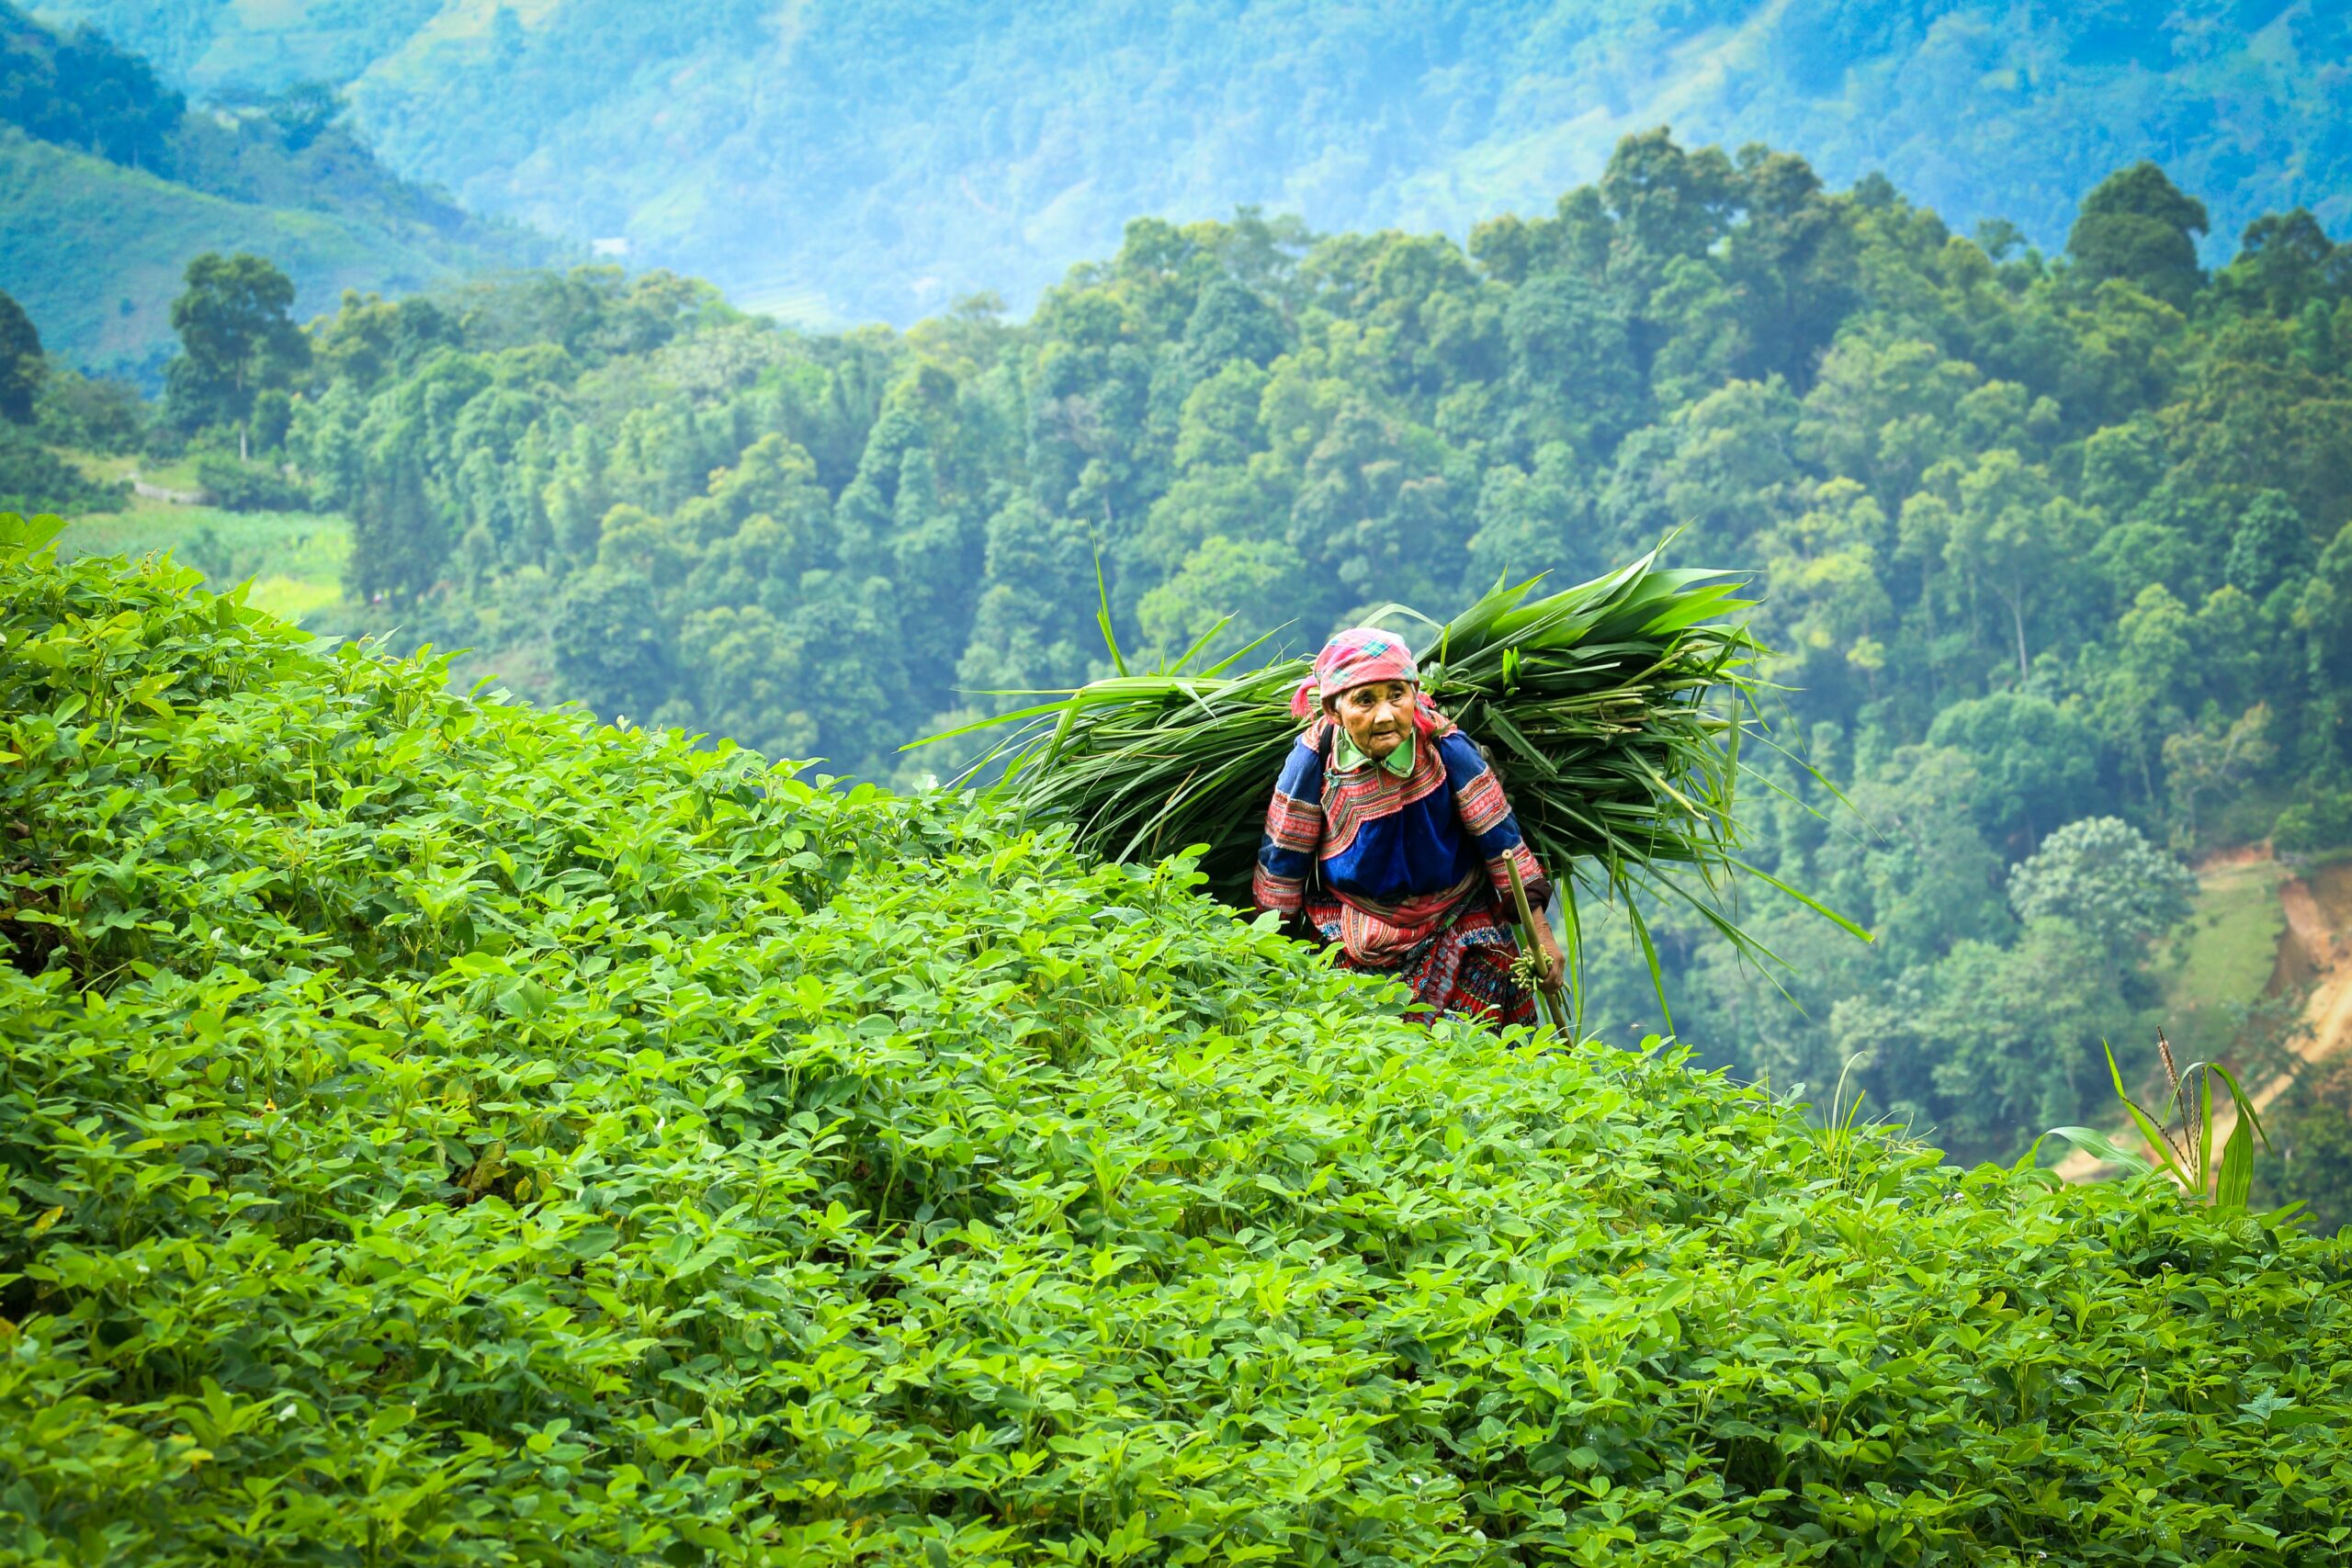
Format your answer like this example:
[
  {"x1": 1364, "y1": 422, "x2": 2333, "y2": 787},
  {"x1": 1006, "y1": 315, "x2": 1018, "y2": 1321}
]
[
  {"x1": 6, "y1": 528, "x2": 2352, "y2": 1562},
  {"x1": 0, "y1": 0, "x2": 181, "y2": 170},
  {"x1": 2051, "y1": 1037, "x2": 2272, "y2": 1213},
  {"x1": 2274, "y1": 787, "x2": 2352, "y2": 857},
  {"x1": 0, "y1": 425, "x2": 127, "y2": 517},
  {"x1": 2255, "y1": 1056, "x2": 2352, "y2": 1235},
  {"x1": 1924, "y1": 692, "x2": 2099, "y2": 848},
  {"x1": 0, "y1": 288, "x2": 42, "y2": 426},
  {"x1": 165, "y1": 253, "x2": 310, "y2": 441},
  {"x1": 2068, "y1": 162, "x2": 2211, "y2": 310},
  {"x1": 550, "y1": 563, "x2": 674, "y2": 723},
  {"x1": 32, "y1": 364, "x2": 145, "y2": 454},
  {"x1": 2007, "y1": 817, "x2": 2197, "y2": 969},
  {"x1": 191, "y1": 451, "x2": 312, "y2": 513}
]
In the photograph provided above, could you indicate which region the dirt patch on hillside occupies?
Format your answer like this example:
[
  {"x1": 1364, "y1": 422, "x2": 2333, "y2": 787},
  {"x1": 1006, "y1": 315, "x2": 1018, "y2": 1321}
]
[
  {"x1": 2274, "y1": 876, "x2": 2329, "y2": 991},
  {"x1": 2307, "y1": 858, "x2": 2352, "y2": 927},
  {"x1": 2267, "y1": 857, "x2": 2352, "y2": 1098},
  {"x1": 2059, "y1": 848, "x2": 2352, "y2": 1184},
  {"x1": 2270, "y1": 858, "x2": 2352, "y2": 1034}
]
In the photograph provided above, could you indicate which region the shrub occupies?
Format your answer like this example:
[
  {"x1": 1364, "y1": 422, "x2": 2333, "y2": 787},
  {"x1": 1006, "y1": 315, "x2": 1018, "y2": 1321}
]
[
  {"x1": 2272, "y1": 786, "x2": 2352, "y2": 856},
  {"x1": 0, "y1": 424, "x2": 127, "y2": 516},
  {"x1": 192, "y1": 451, "x2": 314, "y2": 513},
  {"x1": 32, "y1": 365, "x2": 147, "y2": 455},
  {"x1": 4, "y1": 520, "x2": 2350, "y2": 1564}
]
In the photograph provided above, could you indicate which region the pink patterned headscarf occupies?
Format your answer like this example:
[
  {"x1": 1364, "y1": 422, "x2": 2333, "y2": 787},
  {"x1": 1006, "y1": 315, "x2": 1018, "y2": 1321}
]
[{"x1": 1289, "y1": 626, "x2": 1420, "y2": 718}]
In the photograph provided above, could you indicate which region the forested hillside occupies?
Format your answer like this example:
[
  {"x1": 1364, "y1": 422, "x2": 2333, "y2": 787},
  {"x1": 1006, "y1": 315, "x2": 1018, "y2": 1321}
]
[
  {"x1": 39, "y1": 0, "x2": 2352, "y2": 326},
  {"x1": 229, "y1": 133, "x2": 2349, "y2": 1173},
  {"x1": 6, "y1": 518, "x2": 2349, "y2": 1562},
  {"x1": 0, "y1": 3, "x2": 559, "y2": 379}
]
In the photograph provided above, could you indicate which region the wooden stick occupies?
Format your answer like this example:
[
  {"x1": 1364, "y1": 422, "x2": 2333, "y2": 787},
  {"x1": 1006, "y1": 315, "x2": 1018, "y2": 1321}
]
[{"x1": 1505, "y1": 855, "x2": 1570, "y2": 1038}]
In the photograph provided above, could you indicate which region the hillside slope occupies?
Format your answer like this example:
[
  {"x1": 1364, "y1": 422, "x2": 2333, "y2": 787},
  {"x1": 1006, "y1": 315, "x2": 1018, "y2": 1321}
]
[
  {"x1": 0, "y1": 130, "x2": 538, "y2": 380},
  {"x1": 4, "y1": 520, "x2": 2348, "y2": 1562},
  {"x1": 39, "y1": 0, "x2": 2352, "y2": 323},
  {"x1": 0, "y1": 3, "x2": 559, "y2": 376}
]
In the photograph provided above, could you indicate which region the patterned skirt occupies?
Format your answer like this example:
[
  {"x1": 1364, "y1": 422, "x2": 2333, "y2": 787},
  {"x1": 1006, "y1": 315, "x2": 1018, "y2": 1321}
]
[{"x1": 1312, "y1": 894, "x2": 1537, "y2": 1029}]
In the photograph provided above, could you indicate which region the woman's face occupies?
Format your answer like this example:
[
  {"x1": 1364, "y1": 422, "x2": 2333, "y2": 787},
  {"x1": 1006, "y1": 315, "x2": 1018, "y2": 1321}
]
[{"x1": 1329, "y1": 679, "x2": 1414, "y2": 761}]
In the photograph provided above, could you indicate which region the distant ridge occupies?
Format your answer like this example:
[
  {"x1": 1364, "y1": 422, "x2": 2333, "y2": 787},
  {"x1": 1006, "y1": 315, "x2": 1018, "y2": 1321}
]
[
  {"x1": 34, "y1": 0, "x2": 2352, "y2": 325},
  {"x1": 3, "y1": 1, "x2": 562, "y2": 378}
]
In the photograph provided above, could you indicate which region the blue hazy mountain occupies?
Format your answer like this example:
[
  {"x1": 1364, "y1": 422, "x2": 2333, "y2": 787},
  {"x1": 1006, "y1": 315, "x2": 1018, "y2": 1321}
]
[{"x1": 34, "y1": 1, "x2": 2348, "y2": 326}]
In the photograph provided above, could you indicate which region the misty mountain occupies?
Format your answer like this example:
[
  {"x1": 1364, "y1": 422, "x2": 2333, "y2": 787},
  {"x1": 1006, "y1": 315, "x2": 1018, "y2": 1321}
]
[{"x1": 36, "y1": 0, "x2": 2349, "y2": 327}]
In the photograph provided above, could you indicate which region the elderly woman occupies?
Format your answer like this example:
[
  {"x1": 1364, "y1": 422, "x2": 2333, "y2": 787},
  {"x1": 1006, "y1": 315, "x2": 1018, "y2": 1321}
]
[{"x1": 1253, "y1": 626, "x2": 1566, "y2": 1026}]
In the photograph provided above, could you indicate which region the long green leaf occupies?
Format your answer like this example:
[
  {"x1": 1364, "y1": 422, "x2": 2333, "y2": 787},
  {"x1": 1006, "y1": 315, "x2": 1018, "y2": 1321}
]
[
  {"x1": 2217, "y1": 1116, "x2": 2255, "y2": 1210},
  {"x1": 2100, "y1": 1041, "x2": 2189, "y2": 1188},
  {"x1": 2046, "y1": 1125, "x2": 2156, "y2": 1179}
]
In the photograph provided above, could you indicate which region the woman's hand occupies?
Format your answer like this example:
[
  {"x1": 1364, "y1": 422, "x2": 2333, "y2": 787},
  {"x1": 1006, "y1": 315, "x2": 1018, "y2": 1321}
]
[{"x1": 1533, "y1": 923, "x2": 1566, "y2": 991}]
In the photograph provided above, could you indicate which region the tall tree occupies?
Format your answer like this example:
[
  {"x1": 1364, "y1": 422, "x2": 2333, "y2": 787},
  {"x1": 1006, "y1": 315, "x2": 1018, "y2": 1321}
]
[
  {"x1": 1944, "y1": 450, "x2": 2089, "y2": 679},
  {"x1": 0, "y1": 288, "x2": 43, "y2": 425},
  {"x1": 165, "y1": 253, "x2": 311, "y2": 457},
  {"x1": 2067, "y1": 162, "x2": 2210, "y2": 309}
]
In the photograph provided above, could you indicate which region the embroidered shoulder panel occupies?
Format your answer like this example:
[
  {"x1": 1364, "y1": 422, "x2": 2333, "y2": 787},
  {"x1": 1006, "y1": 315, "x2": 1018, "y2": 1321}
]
[{"x1": 1319, "y1": 736, "x2": 1449, "y2": 856}]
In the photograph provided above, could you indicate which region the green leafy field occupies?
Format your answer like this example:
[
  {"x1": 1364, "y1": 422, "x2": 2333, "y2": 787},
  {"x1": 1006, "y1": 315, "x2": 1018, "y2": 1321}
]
[{"x1": 5, "y1": 526, "x2": 2349, "y2": 1562}]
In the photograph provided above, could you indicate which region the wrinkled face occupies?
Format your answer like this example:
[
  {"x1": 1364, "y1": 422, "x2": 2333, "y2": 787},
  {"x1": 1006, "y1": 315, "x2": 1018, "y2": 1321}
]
[{"x1": 1329, "y1": 679, "x2": 1414, "y2": 761}]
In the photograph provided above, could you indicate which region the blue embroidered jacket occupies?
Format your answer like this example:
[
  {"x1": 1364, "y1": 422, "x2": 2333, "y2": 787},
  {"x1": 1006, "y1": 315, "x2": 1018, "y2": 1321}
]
[{"x1": 1253, "y1": 721, "x2": 1549, "y2": 957}]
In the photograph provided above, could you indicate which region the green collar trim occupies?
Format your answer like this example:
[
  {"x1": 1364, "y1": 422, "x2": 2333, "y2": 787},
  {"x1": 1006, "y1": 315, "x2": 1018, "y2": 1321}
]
[{"x1": 1331, "y1": 727, "x2": 1416, "y2": 777}]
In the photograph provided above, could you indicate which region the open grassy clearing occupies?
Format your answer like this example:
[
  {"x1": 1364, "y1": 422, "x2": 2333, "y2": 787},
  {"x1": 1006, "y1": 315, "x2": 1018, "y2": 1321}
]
[
  {"x1": 2154, "y1": 852, "x2": 2290, "y2": 1060},
  {"x1": 2061, "y1": 852, "x2": 2304, "y2": 1185},
  {"x1": 62, "y1": 449, "x2": 207, "y2": 496}
]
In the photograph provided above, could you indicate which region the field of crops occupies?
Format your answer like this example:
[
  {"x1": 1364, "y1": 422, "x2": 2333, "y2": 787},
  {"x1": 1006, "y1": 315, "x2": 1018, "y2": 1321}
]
[{"x1": 4, "y1": 522, "x2": 2350, "y2": 1564}]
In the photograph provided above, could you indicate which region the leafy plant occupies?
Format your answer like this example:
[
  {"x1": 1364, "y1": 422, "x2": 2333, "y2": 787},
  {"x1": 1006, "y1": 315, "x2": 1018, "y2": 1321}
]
[
  {"x1": 0, "y1": 422, "x2": 127, "y2": 516},
  {"x1": 1807, "y1": 1050, "x2": 1877, "y2": 1188},
  {"x1": 2050, "y1": 1032, "x2": 2276, "y2": 1210},
  {"x1": 192, "y1": 451, "x2": 312, "y2": 513}
]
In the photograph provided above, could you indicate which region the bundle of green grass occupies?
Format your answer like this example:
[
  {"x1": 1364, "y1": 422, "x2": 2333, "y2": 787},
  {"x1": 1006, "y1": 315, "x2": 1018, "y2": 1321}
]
[
  {"x1": 927, "y1": 558, "x2": 1781, "y2": 950},
  {"x1": 3, "y1": 516, "x2": 2348, "y2": 1565}
]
